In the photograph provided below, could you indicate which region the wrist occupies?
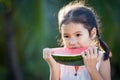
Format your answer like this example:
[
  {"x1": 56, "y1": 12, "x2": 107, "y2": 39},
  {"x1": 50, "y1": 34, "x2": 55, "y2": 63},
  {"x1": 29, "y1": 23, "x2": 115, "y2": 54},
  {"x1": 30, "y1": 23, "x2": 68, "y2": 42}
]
[
  {"x1": 49, "y1": 62, "x2": 59, "y2": 69},
  {"x1": 87, "y1": 67, "x2": 97, "y2": 73}
]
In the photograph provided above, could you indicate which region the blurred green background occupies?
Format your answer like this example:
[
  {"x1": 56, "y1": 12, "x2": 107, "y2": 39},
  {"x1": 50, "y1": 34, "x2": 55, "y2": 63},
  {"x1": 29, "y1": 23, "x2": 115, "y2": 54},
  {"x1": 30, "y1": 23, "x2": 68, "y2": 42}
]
[{"x1": 0, "y1": 0, "x2": 120, "y2": 80}]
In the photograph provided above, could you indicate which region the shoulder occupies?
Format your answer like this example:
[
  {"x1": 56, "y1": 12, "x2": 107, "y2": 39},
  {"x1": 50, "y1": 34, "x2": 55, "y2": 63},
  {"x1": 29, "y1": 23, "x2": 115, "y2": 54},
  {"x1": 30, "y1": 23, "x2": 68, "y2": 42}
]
[
  {"x1": 100, "y1": 58, "x2": 110, "y2": 69},
  {"x1": 99, "y1": 58, "x2": 111, "y2": 80}
]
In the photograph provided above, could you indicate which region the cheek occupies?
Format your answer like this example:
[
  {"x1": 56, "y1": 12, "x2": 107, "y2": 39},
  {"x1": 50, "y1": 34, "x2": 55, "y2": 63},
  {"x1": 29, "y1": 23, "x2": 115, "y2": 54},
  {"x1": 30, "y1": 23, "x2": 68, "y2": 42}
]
[
  {"x1": 62, "y1": 39, "x2": 68, "y2": 45},
  {"x1": 61, "y1": 37, "x2": 67, "y2": 45},
  {"x1": 62, "y1": 40, "x2": 69, "y2": 48},
  {"x1": 78, "y1": 37, "x2": 91, "y2": 46}
]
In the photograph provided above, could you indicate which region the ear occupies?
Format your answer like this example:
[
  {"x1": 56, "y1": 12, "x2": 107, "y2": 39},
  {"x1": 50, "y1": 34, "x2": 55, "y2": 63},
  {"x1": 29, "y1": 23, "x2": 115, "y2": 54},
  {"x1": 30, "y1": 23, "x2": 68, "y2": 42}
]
[{"x1": 91, "y1": 27, "x2": 97, "y2": 39}]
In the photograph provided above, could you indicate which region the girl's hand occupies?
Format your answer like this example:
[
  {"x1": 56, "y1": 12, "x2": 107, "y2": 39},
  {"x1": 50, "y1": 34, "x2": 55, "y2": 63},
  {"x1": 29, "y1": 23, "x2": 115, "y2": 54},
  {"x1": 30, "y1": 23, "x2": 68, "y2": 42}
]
[
  {"x1": 81, "y1": 47, "x2": 101, "y2": 71},
  {"x1": 43, "y1": 48, "x2": 57, "y2": 66}
]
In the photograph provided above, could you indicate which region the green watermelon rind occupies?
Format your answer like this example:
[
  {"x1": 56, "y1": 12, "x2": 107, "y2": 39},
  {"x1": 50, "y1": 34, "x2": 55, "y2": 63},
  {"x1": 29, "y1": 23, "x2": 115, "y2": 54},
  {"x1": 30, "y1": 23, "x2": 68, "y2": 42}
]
[{"x1": 52, "y1": 54, "x2": 84, "y2": 66}]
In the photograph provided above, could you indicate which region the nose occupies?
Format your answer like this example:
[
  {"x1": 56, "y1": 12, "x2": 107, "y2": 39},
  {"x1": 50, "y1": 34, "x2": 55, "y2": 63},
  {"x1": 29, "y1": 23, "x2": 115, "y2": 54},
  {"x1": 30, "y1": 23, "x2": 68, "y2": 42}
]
[{"x1": 69, "y1": 38, "x2": 77, "y2": 46}]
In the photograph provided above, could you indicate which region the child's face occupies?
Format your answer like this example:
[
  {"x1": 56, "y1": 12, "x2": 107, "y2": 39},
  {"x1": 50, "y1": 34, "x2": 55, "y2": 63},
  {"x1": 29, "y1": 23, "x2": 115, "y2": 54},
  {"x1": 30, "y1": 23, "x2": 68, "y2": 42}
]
[{"x1": 61, "y1": 22, "x2": 92, "y2": 48}]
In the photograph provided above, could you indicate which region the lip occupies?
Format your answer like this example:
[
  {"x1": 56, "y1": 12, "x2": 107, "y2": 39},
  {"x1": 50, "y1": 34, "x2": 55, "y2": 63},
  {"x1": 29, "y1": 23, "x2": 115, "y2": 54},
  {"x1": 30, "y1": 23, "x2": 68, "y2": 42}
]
[{"x1": 69, "y1": 47, "x2": 80, "y2": 49}]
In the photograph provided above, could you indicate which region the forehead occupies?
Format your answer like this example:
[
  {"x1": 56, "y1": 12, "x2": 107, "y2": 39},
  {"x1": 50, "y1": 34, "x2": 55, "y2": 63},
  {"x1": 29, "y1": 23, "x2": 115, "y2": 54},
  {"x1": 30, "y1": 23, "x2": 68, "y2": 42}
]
[{"x1": 61, "y1": 22, "x2": 88, "y2": 34}]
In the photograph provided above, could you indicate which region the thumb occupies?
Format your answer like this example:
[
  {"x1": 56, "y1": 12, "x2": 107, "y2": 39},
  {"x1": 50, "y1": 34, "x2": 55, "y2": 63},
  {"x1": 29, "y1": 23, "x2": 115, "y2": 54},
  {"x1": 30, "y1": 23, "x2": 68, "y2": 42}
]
[{"x1": 51, "y1": 48, "x2": 54, "y2": 55}]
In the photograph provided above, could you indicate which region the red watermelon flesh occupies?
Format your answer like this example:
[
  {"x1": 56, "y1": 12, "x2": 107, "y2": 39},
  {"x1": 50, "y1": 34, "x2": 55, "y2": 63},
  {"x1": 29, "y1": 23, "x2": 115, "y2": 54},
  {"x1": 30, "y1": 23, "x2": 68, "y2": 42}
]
[{"x1": 52, "y1": 47, "x2": 87, "y2": 55}]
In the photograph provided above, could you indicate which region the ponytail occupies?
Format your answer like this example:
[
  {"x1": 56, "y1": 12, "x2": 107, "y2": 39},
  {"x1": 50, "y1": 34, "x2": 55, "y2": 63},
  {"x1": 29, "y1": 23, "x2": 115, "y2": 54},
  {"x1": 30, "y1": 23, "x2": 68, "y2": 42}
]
[{"x1": 99, "y1": 37, "x2": 110, "y2": 60}]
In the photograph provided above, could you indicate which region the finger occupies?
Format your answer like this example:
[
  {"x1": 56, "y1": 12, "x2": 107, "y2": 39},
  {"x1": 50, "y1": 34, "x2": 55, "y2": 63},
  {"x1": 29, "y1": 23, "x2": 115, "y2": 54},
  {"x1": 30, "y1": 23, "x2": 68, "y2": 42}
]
[
  {"x1": 43, "y1": 48, "x2": 51, "y2": 58},
  {"x1": 88, "y1": 47, "x2": 94, "y2": 56},
  {"x1": 97, "y1": 53, "x2": 101, "y2": 61},
  {"x1": 85, "y1": 49, "x2": 90, "y2": 58},
  {"x1": 97, "y1": 51, "x2": 104, "y2": 61},
  {"x1": 51, "y1": 48, "x2": 54, "y2": 55},
  {"x1": 81, "y1": 52, "x2": 86, "y2": 59},
  {"x1": 93, "y1": 47, "x2": 98, "y2": 54},
  {"x1": 92, "y1": 47, "x2": 98, "y2": 58}
]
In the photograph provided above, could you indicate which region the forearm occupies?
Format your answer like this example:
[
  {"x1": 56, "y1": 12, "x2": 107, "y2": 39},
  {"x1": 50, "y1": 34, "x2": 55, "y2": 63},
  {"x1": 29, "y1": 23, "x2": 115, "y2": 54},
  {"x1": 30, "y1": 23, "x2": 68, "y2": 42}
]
[
  {"x1": 88, "y1": 68, "x2": 103, "y2": 80},
  {"x1": 49, "y1": 63, "x2": 60, "y2": 80},
  {"x1": 49, "y1": 67, "x2": 59, "y2": 80}
]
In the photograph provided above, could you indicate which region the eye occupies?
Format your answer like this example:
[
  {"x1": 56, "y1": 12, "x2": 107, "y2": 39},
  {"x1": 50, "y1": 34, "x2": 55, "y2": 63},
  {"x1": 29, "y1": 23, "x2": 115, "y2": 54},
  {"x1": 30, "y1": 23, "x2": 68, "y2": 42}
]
[
  {"x1": 76, "y1": 34, "x2": 81, "y2": 37},
  {"x1": 64, "y1": 35, "x2": 69, "y2": 38}
]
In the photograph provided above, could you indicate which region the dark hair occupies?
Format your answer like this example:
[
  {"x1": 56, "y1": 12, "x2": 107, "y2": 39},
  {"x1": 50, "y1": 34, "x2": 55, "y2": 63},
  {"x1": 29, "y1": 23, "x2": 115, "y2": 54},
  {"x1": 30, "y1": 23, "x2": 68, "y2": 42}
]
[{"x1": 58, "y1": 1, "x2": 110, "y2": 60}]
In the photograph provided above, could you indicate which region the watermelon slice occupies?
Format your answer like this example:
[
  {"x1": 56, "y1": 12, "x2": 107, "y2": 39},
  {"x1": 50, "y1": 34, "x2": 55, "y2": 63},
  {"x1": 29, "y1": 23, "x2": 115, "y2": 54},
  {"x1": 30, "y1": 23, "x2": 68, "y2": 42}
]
[{"x1": 52, "y1": 47, "x2": 87, "y2": 66}]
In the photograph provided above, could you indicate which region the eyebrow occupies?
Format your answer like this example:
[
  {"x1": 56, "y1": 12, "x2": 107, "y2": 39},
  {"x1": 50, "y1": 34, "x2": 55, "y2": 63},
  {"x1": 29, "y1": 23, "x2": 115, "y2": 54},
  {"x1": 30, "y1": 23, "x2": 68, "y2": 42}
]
[
  {"x1": 74, "y1": 31, "x2": 82, "y2": 34},
  {"x1": 63, "y1": 31, "x2": 82, "y2": 35}
]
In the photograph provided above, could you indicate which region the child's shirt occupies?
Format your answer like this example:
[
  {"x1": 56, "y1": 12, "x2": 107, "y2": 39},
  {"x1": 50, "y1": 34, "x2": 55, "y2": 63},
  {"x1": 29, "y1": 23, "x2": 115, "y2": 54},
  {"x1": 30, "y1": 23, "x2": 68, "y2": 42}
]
[{"x1": 60, "y1": 51, "x2": 104, "y2": 80}]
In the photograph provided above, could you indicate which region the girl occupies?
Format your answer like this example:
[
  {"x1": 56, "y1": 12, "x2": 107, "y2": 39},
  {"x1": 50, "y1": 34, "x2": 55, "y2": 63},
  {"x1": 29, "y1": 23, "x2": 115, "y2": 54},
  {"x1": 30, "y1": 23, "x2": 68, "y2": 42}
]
[{"x1": 43, "y1": 1, "x2": 111, "y2": 80}]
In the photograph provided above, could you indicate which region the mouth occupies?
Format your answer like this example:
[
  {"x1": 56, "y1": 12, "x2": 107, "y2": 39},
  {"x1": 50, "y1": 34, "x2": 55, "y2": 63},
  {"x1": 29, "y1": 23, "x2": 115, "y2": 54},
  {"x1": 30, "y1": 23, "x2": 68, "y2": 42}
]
[{"x1": 69, "y1": 47, "x2": 80, "y2": 49}]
